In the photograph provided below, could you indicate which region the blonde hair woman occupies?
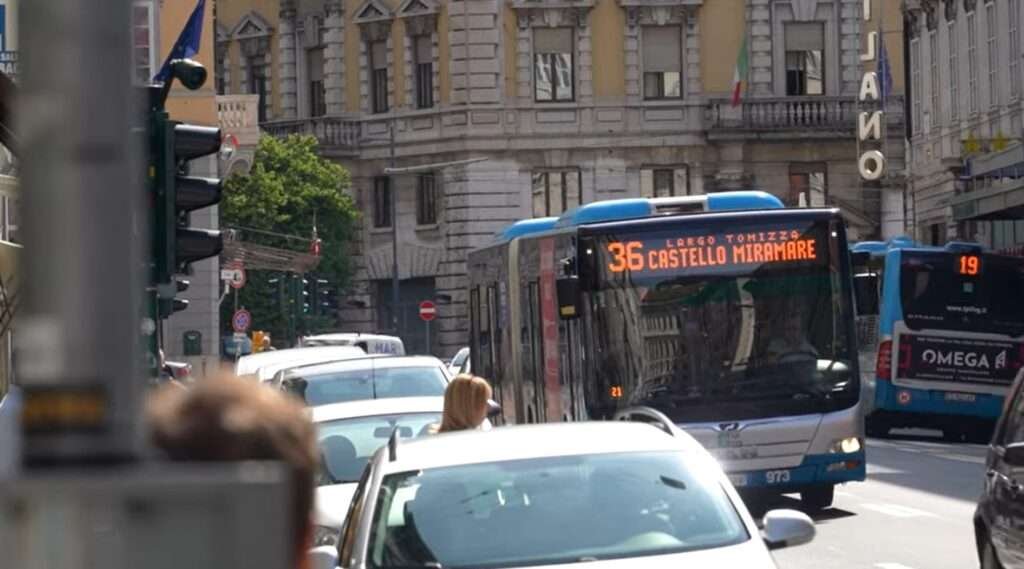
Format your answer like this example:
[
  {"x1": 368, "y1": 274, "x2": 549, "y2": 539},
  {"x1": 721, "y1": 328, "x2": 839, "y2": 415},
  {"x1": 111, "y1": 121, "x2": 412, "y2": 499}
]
[{"x1": 436, "y1": 374, "x2": 493, "y2": 433}]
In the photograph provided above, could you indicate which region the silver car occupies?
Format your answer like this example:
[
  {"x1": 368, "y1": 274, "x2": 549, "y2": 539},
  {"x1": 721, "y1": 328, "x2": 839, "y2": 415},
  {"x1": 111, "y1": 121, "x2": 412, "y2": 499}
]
[{"x1": 310, "y1": 421, "x2": 814, "y2": 569}]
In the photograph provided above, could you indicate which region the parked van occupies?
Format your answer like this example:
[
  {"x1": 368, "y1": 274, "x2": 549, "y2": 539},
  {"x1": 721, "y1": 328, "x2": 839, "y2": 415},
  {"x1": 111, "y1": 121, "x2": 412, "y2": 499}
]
[{"x1": 299, "y1": 333, "x2": 405, "y2": 356}]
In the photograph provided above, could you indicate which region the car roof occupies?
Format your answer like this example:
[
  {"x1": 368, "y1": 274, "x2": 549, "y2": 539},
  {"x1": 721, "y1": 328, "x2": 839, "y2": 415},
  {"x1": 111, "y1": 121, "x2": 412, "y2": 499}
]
[
  {"x1": 304, "y1": 333, "x2": 402, "y2": 342},
  {"x1": 291, "y1": 355, "x2": 448, "y2": 378},
  {"x1": 378, "y1": 422, "x2": 703, "y2": 472},
  {"x1": 235, "y1": 346, "x2": 366, "y2": 375},
  {"x1": 311, "y1": 396, "x2": 444, "y2": 423}
]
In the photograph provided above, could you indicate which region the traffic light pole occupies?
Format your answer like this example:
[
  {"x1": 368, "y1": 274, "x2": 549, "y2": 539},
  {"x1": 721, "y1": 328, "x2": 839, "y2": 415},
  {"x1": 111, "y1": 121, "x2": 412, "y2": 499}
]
[{"x1": 18, "y1": 0, "x2": 145, "y2": 463}]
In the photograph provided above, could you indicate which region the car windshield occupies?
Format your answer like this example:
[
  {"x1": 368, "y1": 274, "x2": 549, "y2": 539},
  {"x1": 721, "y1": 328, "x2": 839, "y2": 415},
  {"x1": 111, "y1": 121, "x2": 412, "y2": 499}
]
[
  {"x1": 286, "y1": 366, "x2": 448, "y2": 406},
  {"x1": 316, "y1": 412, "x2": 441, "y2": 485},
  {"x1": 367, "y1": 451, "x2": 748, "y2": 568}
]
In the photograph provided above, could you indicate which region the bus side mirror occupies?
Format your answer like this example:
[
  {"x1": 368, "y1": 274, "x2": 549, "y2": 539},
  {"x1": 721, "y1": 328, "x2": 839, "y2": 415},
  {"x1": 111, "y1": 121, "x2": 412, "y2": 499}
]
[{"x1": 556, "y1": 277, "x2": 581, "y2": 320}]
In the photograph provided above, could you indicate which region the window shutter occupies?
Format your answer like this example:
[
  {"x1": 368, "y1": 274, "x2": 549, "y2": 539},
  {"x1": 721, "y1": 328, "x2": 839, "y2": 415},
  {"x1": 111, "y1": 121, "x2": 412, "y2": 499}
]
[
  {"x1": 534, "y1": 27, "x2": 573, "y2": 54},
  {"x1": 415, "y1": 35, "x2": 432, "y2": 63},
  {"x1": 643, "y1": 26, "x2": 682, "y2": 72},
  {"x1": 785, "y1": 22, "x2": 825, "y2": 51},
  {"x1": 371, "y1": 40, "x2": 388, "y2": 69}
]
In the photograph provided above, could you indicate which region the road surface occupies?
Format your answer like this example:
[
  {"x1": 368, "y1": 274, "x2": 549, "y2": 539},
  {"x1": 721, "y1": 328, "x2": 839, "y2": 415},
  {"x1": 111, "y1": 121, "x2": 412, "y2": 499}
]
[{"x1": 772, "y1": 433, "x2": 986, "y2": 569}]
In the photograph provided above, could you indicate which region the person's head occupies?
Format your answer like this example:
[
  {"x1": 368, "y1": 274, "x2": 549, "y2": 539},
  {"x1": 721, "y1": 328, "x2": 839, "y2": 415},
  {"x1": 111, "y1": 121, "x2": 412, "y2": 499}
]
[
  {"x1": 783, "y1": 311, "x2": 804, "y2": 342},
  {"x1": 438, "y1": 374, "x2": 493, "y2": 433},
  {"x1": 262, "y1": 336, "x2": 272, "y2": 350},
  {"x1": 147, "y1": 376, "x2": 318, "y2": 568}
]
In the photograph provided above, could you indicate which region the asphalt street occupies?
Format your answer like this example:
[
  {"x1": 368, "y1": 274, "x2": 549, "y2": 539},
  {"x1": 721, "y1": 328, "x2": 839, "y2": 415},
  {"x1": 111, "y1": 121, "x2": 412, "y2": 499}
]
[{"x1": 771, "y1": 432, "x2": 987, "y2": 569}]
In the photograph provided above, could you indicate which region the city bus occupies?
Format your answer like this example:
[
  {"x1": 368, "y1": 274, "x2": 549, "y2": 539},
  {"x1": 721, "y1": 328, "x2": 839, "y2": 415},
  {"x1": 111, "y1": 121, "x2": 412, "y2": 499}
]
[
  {"x1": 467, "y1": 192, "x2": 864, "y2": 511},
  {"x1": 851, "y1": 238, "x2": 1024, "y2": 442}
]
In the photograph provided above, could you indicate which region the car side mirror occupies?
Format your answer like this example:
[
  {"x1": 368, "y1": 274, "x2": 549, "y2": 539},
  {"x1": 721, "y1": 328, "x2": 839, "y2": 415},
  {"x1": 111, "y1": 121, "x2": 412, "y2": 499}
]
[
  {"x1": 1004, "y1": 442, "x2": 1024, "y2": 466},
  {"x1": 762, "y1": 509, "x2": 815, "y2": 550},
  {"x1": 307, "y1": 545, "x2": 339, "y2": 569},
  {"x1": 487, "y1": 399, "x2": 502, "y2": 418}
]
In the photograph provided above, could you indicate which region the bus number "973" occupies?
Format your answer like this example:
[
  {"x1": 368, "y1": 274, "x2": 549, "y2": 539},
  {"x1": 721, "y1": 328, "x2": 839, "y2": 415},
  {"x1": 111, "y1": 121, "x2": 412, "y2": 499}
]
[{"x1": 765, "y1": 470, "x2": 791, "y2": 484}]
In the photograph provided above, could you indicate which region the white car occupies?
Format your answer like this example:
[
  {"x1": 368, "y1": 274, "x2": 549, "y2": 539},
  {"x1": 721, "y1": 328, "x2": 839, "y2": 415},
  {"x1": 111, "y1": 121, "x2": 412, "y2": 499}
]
[
  {"x1": 311, "y1": 396, "x2": 493, "y2": 548},
  {"x1": 300, "y1": 333, "x2": 405, "y2": 356},
  {"x1": 309, "y1": 420, "x2": 814, "y2": 569},
  {"x1": 447, "y1": 346, "x2": 469, "y2": 376},
  {"x1": 280, "y1": 356, "x2": 452, "y2": 407},
  {"x1": 234, "y1": 346, "x2": 367, "y2": 381}
]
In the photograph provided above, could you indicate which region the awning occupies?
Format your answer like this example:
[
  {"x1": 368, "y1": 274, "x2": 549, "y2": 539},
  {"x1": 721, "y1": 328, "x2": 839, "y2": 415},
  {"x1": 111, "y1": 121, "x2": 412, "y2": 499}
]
[{"x1": 952, "y1": 144, "x2": 1024, "y2": 221}]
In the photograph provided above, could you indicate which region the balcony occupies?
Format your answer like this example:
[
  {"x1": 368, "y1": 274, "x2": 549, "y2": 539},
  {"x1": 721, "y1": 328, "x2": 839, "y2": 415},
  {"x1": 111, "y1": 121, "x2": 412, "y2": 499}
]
[
  {"x1": 708, "y1": 96, "x2": 905, "y2": 140},
  {"x1": 216, "y1": 95, "x2": 262, "y2": 148},
  {"x1": 261, "y1": 116, "x2": 362, "y2": 155}
]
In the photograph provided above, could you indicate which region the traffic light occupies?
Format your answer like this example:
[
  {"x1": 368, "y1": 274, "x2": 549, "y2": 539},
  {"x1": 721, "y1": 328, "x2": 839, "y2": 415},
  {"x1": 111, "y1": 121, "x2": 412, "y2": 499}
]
[{"x1": 151, "y1": 59, "x2": 223, "y2": 315}]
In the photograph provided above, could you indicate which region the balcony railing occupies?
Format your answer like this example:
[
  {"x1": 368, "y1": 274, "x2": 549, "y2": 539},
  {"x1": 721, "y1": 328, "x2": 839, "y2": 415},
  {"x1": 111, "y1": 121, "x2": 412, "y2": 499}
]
[
  {"x1": 709, "y1": 95, "x2": 905, "y2": 133},
  {"x1": 261, "y1": 116, "x2": 362, "y2": 151},
  {"x1": 217, "y1": 95, "x2": 262, "y2": 147}
]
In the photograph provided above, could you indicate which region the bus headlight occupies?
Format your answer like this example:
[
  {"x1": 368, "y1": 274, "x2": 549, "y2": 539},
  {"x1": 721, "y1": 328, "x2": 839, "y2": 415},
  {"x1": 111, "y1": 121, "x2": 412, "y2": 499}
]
[{"x1": 830, "y1": 437, "x2": 862, "y2": 454}]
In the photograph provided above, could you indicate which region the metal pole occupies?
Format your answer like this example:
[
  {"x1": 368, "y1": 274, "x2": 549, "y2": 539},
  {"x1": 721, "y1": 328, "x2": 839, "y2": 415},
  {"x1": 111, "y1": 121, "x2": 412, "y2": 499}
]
[
  {"x1": 18, "y1": 0, "x2": 144, "y2": 463},
  {"x1": 425, "y1": 319, "x2": 431, "y2": 356},
  {"x1": 390, "y1": 116, "x2": 399, "y2": 336}
]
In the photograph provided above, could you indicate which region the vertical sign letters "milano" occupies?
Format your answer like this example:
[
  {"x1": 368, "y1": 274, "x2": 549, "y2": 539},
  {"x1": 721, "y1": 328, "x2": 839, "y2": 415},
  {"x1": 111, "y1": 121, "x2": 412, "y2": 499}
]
[{"x1": 858, "y1": 0, "x2": 886, "y2": 181}]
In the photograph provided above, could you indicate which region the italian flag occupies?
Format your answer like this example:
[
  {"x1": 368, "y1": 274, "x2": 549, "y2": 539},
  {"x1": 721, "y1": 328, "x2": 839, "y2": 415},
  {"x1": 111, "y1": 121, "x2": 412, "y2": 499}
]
[{"x1": 731, "y1": 34, "x2": 749, "y2": 107}]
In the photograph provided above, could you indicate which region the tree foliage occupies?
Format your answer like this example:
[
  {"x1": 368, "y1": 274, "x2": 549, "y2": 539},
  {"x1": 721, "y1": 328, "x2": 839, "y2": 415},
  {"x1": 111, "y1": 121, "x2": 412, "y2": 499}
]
[{"x1": 220, "y1": 134, "x2": 359, "y2": 345}]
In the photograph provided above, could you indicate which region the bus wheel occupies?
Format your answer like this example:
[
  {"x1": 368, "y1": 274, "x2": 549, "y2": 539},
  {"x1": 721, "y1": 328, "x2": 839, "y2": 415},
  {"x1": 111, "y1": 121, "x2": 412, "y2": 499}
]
[{"x1": 801, "y1": 485, "x2": 835, "y2": 513}]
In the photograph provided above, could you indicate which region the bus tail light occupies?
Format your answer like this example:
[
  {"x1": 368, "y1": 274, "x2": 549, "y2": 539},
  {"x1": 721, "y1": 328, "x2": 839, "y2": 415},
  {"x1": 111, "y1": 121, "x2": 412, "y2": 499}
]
[{"x1": 876, "y1": 340, "x2": 893, "y2": 381}]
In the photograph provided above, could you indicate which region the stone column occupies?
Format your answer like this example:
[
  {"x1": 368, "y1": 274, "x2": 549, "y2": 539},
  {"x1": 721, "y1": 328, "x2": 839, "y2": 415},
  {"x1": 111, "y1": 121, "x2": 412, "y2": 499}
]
[
  {"x1": 279, "y1": 0, "x2": 299, "y2": 118},
  {"x1": 324, "y1": 1, "x2": 346, "y2": 115},
  {"x1": 748, "y1": 0, "x2": 773, "y2": 96}
]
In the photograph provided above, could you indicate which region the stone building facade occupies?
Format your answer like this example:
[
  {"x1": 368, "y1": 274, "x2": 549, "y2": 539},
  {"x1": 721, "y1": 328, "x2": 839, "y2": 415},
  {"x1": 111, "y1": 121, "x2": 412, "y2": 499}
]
[
  {"x1": 904, "y1": 0, "x2": 1024, "y2": 250},
  {"x1": 216, "y1": 0, "x2": 907, "y2": 358}
]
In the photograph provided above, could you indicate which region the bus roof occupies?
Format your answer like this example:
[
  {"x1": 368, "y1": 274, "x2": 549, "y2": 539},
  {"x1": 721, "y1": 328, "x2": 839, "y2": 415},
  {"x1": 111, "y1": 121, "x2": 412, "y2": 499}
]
[
  {"x1": 490, "y1": 191, "x2": 784, "y2": 244},
  {"x1": 851, "y1": 236, "x2": 986, "y2": 256}
]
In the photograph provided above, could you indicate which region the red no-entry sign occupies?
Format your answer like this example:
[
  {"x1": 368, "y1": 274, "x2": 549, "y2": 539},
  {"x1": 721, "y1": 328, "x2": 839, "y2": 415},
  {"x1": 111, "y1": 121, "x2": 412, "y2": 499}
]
[{"x1": 419, "y1": 300, "x2": 437, "y2": 322}]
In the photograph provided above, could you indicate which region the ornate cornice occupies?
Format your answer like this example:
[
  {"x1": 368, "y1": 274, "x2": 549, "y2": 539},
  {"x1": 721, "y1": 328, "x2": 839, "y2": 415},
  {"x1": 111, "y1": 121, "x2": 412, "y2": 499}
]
[{"x1": 510, "y1": 0, "x2": 595, "y2": 29}]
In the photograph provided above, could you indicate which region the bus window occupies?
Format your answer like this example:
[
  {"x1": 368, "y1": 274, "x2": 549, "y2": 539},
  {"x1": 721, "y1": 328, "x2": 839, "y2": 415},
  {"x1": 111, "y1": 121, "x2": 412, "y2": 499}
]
[{"x1": 853, "y1": 273, "x2": 880, "y2": 316}]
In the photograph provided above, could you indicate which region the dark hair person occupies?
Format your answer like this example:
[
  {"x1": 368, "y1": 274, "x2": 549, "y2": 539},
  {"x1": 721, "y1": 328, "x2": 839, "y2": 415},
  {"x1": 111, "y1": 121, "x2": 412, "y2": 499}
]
[{"x1": 147, "y1": 376, "x2": 318, "y2": 569}]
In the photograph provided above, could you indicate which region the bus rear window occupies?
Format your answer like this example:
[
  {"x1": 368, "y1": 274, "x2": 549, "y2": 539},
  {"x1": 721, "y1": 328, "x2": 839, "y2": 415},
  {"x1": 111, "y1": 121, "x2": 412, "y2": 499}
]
[{"x1": 900, "y1": 252, "x2": 1024, "y2": 336}]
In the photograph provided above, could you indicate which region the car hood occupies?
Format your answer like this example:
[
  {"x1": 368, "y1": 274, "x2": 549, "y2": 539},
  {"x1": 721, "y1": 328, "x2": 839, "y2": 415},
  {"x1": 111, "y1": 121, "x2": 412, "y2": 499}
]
[
  {"x1": 485, "y1": 539, "x2": 776, "y2": 569},
  {"x1": 315, "y1": 483, "x2": 359, "y2": 528}
]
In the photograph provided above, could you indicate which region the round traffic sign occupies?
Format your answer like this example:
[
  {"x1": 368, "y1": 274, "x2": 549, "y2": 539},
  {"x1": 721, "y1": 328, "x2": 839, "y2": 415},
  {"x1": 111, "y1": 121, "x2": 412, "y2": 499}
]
[
  {"x1": 230, "y1": 267, "x2": 246, "y2": 289},
  {"x1": 232, "y1": 309, "x2": 252, "y2": 333},
  {"x1": 897, "y1": 390, "x2": 912, "y2": 405},
  {"x1": 419, "y1": 300, "x2": 437, "y2": 322}
]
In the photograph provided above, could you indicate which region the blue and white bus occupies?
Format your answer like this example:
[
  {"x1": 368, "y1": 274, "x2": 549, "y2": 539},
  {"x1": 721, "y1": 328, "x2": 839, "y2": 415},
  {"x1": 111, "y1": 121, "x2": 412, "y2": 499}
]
[
  {"x1": 851, "y1": 238, "x2": 1024, "y2": 442},
  {"x1": 468, "y1": 192, "x2": 865, "y2": 511}
]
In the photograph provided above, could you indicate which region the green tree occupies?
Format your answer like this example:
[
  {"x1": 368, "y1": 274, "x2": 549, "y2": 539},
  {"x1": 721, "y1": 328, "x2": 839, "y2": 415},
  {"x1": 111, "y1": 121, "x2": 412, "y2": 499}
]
[{"x1": 220, "y1": 134, "x2": 358, "y2": 346}]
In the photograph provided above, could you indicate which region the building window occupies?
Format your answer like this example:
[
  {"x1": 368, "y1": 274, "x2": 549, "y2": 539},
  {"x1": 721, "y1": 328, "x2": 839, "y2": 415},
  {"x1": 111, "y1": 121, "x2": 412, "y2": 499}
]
[
  {"x1": 413, "y1": 35, "x2": 434, "y2": 109},
  {"x1": 249, "y1": 59, "x2": 269, "y2": 122},
  {"x1": 534, "y1": 28, "x2": 574, "y2": 102},
  {"x1": 968, "y1": 11, "x2": 979, "y2": 113},
  {"x1": 416, "y1": 173, "x2": 437, "y2": 225},
  {"x1": 788, "y1": 165, "x2": 827, "y2": 207},
  {"x1": 531, "y1": 170, "x2": 580, "y2": 217},
  {"x1": 640, "y1": 168, "x2": 688, "y2": 197},
  {"x1": 369, "y1": 40, "x2": 389, "y2": 113},
  {"x1": 987, "y1": 1, "x2": 999, "y2": 107},
  {"x1": 929, "y1": 31, "x2": 939, "y2": 130},
  {"x1": 949, "y1": 20, "x2": 960, "y2": 119},
  {"x1": 1012, "y1": 0, "x2": 1021, "y2": 99},
  {"x1": 911, "y1": 37, "x2": 922, "y2": 133},
  {"x1": 784, "y1": 22, "x2": 825, "y2": 96},
  {"x1": 132, "y1": 2, "x2": 155, "y2": 84},
  {"x1": 642, "y1": 26, "x2": 682, "y2": 99},
  {"x1": 308, "y1": 48, "x2": 326, "y2": 117},
  {"x1": 373, "y1": 176, "x2": 391, "y2": 228}
]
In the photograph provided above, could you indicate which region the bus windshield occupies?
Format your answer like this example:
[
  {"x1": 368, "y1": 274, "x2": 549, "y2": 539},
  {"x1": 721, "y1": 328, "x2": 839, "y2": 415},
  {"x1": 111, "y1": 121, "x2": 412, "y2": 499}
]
[
  {"x1": 581, "y1": 217, "x2": 857, "y2": 422},
  {"x1": 899, "y1": 251, "x2": 1024, "y2": 337}
]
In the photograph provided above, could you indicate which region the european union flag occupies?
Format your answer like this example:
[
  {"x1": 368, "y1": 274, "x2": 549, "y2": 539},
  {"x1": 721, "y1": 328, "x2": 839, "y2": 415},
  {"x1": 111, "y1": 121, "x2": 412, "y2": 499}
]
[
  {"x1": 877, "y1": 33, "x2": 893, "y2": 102},
  {"x1": 153, "y1": 0, "x2": 206, "y2": 83}
]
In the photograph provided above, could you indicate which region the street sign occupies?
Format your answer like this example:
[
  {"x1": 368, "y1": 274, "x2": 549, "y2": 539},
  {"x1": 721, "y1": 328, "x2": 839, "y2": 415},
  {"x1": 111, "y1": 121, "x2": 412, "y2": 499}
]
[
  {"x1": 419, "y1": 300, "x2": 437, "y2": 322},
  {"x1": 232, "y1": 309, "x2": 252, "y2": 333},
  {"x1": 221, "y1": 267, "x2": 245, "y2": 289}
]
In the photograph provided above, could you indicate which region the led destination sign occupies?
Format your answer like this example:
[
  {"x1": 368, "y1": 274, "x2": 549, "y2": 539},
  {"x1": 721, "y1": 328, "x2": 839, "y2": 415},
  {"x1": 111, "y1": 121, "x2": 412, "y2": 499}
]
[{"x1": 602, "y1": 227, "x2": 824, "y2": 277}]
